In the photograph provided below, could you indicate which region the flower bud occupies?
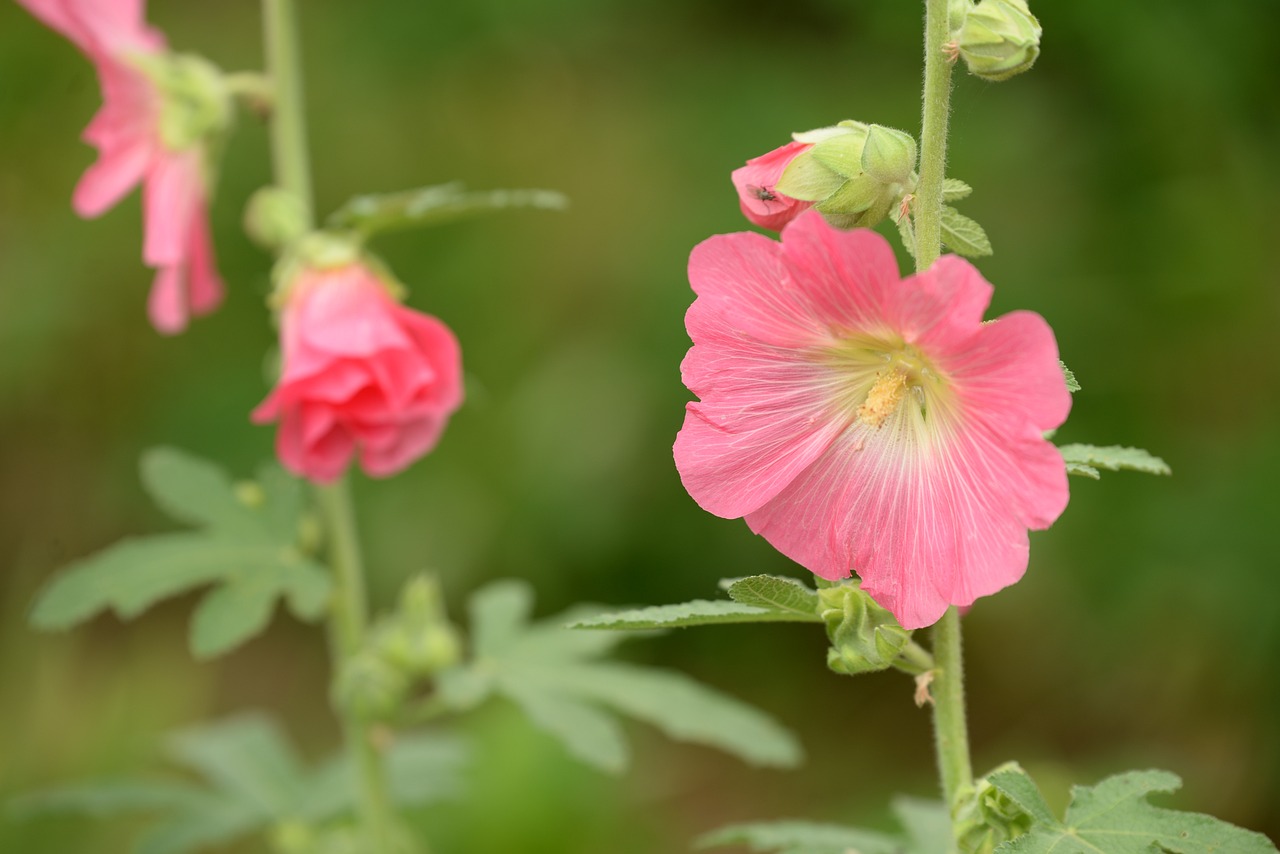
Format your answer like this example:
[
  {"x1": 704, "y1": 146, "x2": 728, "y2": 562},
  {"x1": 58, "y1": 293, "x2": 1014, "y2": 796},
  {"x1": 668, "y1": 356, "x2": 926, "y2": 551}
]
[
  {"x1": 333, "y1": 650, "x2": 410, "y2": 721},
  {"x1": 951, "y1": 0, "x2": 1042, "y2": 82},
  {"x1": 955, "y1": 762, "x2": 1037, "y2": 853},
  {"x1": 818, "y1": 580, "x2": 912, "y2": 676},
  {"x1": 776, "y1": 121, "x2": 917, "y2": 230},
  {"x1": 134, "y1": 52, "x2": 233, "y2": 151},
  {"x1": 372, "y1": 576, "x2": 463, "y2": 678},
  {"x1": 244, "y1": 186, "x2": 309, "y2": 251}
]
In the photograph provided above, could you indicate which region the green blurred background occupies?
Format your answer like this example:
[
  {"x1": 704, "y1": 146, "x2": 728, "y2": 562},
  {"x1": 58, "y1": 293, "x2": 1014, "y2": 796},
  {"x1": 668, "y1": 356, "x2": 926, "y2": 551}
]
[{"x1": 2, "y1": 0, "x2": 1277, "y2": 850}]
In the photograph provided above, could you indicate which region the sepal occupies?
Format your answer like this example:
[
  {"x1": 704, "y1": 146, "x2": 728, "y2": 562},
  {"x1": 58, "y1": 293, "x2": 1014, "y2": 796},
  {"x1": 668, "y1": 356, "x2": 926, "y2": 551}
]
[{"x1": 819, "y1": 580, "x2": 912, "y2": 676}]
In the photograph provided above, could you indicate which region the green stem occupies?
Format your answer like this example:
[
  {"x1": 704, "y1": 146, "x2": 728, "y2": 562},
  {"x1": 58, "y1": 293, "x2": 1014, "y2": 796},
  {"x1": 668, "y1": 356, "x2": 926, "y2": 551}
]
[
  {"x1": 915, "y1": 0, "x2": 955, "y2": 272},
  {"x1": 931, "y1": 607, "x2": 974, "y2": 841},
  {"x1": 262, "y1": 0, "x2": 314, "y2": 223},
  {"x1": 261, "y1": 2, "x2": 399, "y2": 849}
]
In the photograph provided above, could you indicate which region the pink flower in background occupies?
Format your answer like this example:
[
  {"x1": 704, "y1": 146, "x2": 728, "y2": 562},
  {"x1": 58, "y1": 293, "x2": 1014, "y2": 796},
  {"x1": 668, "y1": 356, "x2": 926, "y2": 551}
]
[
  {"x1": 731, "y1": 141, "x2": 812, "y2": 231},
  {"x1": 673, "y1": 213, "x2": 1071, "y2": 629},
  {"x1": 16, "y1": 0, "x2": 224, "y2": 334},
  {"x1": 252, "y1": 264, "x2": 464, "y2": 484}
]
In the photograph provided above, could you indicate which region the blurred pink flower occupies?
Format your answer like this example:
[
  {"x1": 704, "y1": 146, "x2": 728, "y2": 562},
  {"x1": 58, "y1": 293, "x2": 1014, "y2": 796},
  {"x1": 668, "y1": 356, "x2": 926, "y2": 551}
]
[
  {"x1": 252, "y1": 263, "x2": 464, "y2": 484},
  {"x1": 674, "y1": 213, "x2": 1071, "y2": 629},
  {"x1": 731, "y1": 141, "x2": 812, "y2": 231},
  {"x1": 17, "y1": 0, "x2": 224, "y2": 334}
]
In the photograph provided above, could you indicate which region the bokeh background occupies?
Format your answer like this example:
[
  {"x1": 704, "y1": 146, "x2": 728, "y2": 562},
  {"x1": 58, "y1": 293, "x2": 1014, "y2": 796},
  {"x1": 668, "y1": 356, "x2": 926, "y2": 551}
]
[{"x1": 2, "y1": 0, "x2": 1277, "y2": 851}]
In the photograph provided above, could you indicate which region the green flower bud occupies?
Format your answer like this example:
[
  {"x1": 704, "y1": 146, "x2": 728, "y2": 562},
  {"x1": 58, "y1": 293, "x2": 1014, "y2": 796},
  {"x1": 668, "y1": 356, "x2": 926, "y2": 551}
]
[
  {"x1": 370, "y1": 575, "x2": 462, "y2": 678},
  {"x1": 777, "y1": 121, "x2": 917, "y2": 230},
  {"x1": 333, "y1": 650, "x2": 410, "y2": 721},
  {"x1": 954, "y1": 763, "x2": 1037, "y2": 853},
  {"x1": 952, "y1": 0, "x2": 1042, "y2": 82},
  {"x1": 818, "y1": 580, "x2": 912, "y2": 676},
  {"x1": 244, "y1": 186, "x2": 310, "y2": 251}
]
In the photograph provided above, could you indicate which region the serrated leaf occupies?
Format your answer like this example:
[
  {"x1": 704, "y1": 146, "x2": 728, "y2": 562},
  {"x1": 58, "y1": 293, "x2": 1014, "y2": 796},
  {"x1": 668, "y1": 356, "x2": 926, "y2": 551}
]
[
  {"x1": 532, "y1": 662, "x2": 801, "y2": 768},
  {"x1": 328, "y1": 183, "x2": 568, "y2": 236},
  {"x1": 986, "y1": 765, "x2": 1057, "y2": 825},
  {"x1": 31, "y1": 536, "x2": 276, "y2": 629},
  {"x1": 1060, "y1": 360, "x2": 1080, "y2": 392},
  {"x1": 698, "y1": 821, "x2": 902, "y2": 854},
  {"x1": 726, "y1": 575, "x2": 821, "y2": 620},
  {"x1": 1066, "y1": 462, "x2": 1101, "y2": 479},
  {"x1": 993, "y1": 769, "x2": 1279, "y2": 854},
  {"x1": 942, "y1": 178, "x2": 973, "y2": 201},
  {"x1": 165, "y1": 715, "x2": 303, "y2": 816},
  {"x1": 941, "y1": 205, "x2": 993, "y2": 257},
  {"x1": 140, "y1": 448, "x2": 260, "y2": 537},
  {"x1": 1058, "y1": 444, "x2": 1171, "y2": 476},
  {"x1": 501, "y1": 676, "x2": 629, "y2": 774},
  {"x1": 188, "y1": 559, "x2": 330, "y2": 658},
  {"x1": 569, "y1": 600, "x2": 808, "y2": 630},
  {"x1": 891, "y1": 796, "x2": 951, "y2": 854},
  {"x1": 469, "y1": 579, "x2": 534, "y2": 657}
]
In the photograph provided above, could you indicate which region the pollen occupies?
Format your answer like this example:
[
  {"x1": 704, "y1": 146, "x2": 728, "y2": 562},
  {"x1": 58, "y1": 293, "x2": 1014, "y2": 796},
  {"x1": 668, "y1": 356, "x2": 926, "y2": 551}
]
[{"x1": 857, "y1": 369, "x2": 908, "y2": 428}]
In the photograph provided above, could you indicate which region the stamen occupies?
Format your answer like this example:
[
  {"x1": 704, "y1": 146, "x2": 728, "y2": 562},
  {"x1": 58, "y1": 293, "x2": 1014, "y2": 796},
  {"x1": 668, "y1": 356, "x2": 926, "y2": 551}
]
[{"x1": 857, "y1": 369, "x2": 908, "y2": 428}]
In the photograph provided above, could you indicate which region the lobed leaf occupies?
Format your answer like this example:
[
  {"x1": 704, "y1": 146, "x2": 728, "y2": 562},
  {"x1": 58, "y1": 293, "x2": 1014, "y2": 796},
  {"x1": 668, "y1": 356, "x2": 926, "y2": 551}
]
[
  {"x1": 698, "y1": 820, "x2": 902, "y2": 854},
  {"x1": 986, "y1": 765, "x2": 1057, "y2": 825},
  {"x1": 328, "y1": 182, "x2": 568, "y2": 236},
  {"x1": 569, "y1": 599, "x2": 808, "y2": 630},
  {"x1": 165, "y1": 715, "x2": 304, "y2": 816},
  {"x1": 891, "y1": 796, "x2": 951, "y2": 854},
  {"x1": 469, "y1": 579, "x2": 535, "y2": 658},
  {"x1": 188, "y1": 558, "x2": 330, "y2": 658},
  {"x1": 132, "y1": 800, "x2": 263, "y2": 854},
  {"x1": 500, "y1": 676, "x2": 629, "y2": 774},
  {"x1": 991, "y1": 769, "x2": 1279, "y2": 854},
  {"x1": 532, "y1": 663, "x2": 802, "y2": 768},
  {"x1": 8, "y1": 780, "x2": 218, "y2": 818},
  {"x1": 725, "y1": 575, "x2": 822, "y2": 620},
  {"x1": 940, "y1": 205, "x2": 993, "y2": 257},
  {"x1": 1058, "y1": 444, "x2": 1171, "y2": 476},
  {"x1": 140, "y1": 448, "x2": 262, "y2": 537},
  {"x1": 1060, "y1": 360, "x2": 1081, "y2": 392}
]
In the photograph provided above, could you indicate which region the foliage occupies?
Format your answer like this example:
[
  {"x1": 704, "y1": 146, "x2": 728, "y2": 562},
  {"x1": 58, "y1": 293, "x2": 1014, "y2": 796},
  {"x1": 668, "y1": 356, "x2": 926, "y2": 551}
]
[
  {"x1": 29, "y1": 449, "x2": 330, "y2": 658},
  {"x1": 569, "y1": 575, "x2": 824, "y2": 630},
  {"x1": 9, "y1": 714, "x2": 466, "y2": 854},
  {"x1": 1059, "y1": 444, "x2": 1171, "y2": 480},
  {"x1": 698, "y1": 797, "x2": 949, "y2": 854},
  {"x1": 436, "y1": 580, "x2": 803, "y2": 774}
]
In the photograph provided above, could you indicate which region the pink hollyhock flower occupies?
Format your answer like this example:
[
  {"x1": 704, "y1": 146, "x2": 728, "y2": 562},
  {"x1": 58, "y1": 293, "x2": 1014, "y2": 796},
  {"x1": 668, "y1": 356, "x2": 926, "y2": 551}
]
[
  {"x1": 17, "y1": 0, "x2": 224, "y2": 334},
  {"x1": 251, "y1": 263, "x2": 464, "y2": 484},
  {"x1": 731, "y1": 141, "x2": 813, "y2": 231},
  {"x1": 673, "y1": 212, "x2": 1071, "y2": 629}
]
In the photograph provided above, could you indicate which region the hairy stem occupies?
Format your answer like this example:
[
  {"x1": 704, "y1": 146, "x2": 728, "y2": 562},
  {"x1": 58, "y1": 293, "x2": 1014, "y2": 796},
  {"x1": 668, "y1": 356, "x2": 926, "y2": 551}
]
[
  {"x1": 262, "y1": 1, "x2": 399, "y2": 849},
  {"x1": 915, "y1": 0, "x2": 955, "y2": 271},
  {"x1": 918, "y1": 0, "x2": 974, "y2": 841}
]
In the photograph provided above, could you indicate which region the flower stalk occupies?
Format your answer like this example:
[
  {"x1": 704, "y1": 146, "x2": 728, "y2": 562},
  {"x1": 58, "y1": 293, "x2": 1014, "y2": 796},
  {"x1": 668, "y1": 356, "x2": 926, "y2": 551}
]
[
  {"x1": 262, "y1": 0, "x2": 399, "y2": 849},
  {"x1": 918, "y1": 0, "x2": 977, "y2": 842}
]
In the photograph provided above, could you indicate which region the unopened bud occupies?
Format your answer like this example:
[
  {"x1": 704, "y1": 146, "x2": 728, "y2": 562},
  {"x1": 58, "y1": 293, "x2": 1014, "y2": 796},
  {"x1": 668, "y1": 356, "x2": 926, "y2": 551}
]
[
  {"x1": 777, "y1": 121, "x2": 917, "y2": 230},
  {"x1": 138, "y1": 52, "x2": 232, "y2": 151},
  {"x1": 333, "y1": 651, "x2": 409, "y2": 721},
  {"x1": 818, "y1": 580, "x2": 911, "y2": 676},
  {"x1": 244, "y1": 186, "x2": 309, "y2": 251},
  {"x1": 951, "y1": 0, "x2": 1042, "y2": 82}
]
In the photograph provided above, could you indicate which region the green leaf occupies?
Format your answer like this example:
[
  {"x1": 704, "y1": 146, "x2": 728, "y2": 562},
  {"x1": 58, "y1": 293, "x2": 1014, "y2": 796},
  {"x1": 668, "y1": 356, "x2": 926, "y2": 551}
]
[
  {"x1": 1058, "y1": 444, "x2": 1171, "y2": 476},
  {"x1": 992, "y1": 769, "x2": 1279, "y2": 854},
  {"x1": 501, "y1": 676, "x2": 629, "y2": 773},
  {"x1": 1066, "y1": 462, "x2": 1101, "y2": 479},
  {"x1": 725, "y1": 575, "x2": 822, "y2": 620},
  {"x1": 188, "y1": 559, "x2": 330, "y2": 658},
  {"x1": 31, "y1": 536, "x2": 275, "y2": 629},
  {"x1": 891, "y1": 796, "x2": 951, "y2": 854},
  {"x1": 1060, "y1": 360, "x2": 1080, "y2": 392},
  {"x1": 469, "y1": 579, "x2": 535, "y2": 657},
  {"x1": 698, "y1": 821, "x2": 902, "y2": 854},
  {"x1": 133, "y1": 801, "x2": 263, "y2": 854},
  {"x1": 327, "y1": 182, "x2": 568, "y2": 236},
  {"x1": 140, "y1": 448, "x2": 260, "y2": 536},
  {"x1": 568, "y1": 600, "x2": 809, "y2": 630},
  {"x1": 942, "y1": 178, "x2": 973, "y2": 201},
  {"x1": 532, "y1": 662, "x2": 802, "y2": 768},
  {"x1": 941, "y1": 205, "x2": 993, "y2": 257},
  {"x1": 8, "y1": 780, "x2": 218, "y2": 818},
  {"x1": 985, "y1": 765, "x2": 1056, "y2": 825},
  {"x1": 299, "y1": 733, "x2": 468, "y2": 819},
  {"x1": 895, "y1": 211, "x2": 917, "y2": 258},
  {"x1": 165, "y1": 715, "x2": 303, "y2": 816}
]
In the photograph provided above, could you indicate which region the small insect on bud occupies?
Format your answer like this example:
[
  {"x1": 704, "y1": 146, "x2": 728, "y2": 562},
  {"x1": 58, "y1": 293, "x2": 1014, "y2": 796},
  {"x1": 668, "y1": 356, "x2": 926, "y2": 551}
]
[{"x1": 950, "y1": 0, "x2": 1042, "y2": 82}]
